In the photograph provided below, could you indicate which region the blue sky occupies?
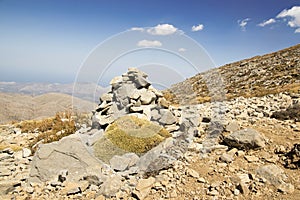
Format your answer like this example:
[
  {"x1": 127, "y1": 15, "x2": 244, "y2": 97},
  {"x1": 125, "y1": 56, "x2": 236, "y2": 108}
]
[{"x1": 0, "y1": 0, "x2": 299, "y2": 84}]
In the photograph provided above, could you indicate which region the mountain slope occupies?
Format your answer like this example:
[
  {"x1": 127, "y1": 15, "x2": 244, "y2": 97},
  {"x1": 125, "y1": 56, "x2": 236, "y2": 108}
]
[
  {"x1": 165, "y1": 44, "x2": 300, "y2": 105},
  {"x1": 0, "y1": 82, "x2": 107, "y2": 102},
  {"x1": 0, "y1": 92, "x2": 96, "y2": 124}
]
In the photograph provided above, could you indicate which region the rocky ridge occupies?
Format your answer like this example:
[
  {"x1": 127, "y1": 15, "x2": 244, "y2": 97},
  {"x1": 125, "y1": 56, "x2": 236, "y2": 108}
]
[{"x1": 166, "y1": 44, "x2": 300, "y2": 105}]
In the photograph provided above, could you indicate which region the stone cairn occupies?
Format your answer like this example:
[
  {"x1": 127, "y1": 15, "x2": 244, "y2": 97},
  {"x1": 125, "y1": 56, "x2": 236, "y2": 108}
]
[
  {"x1": 29, "y1": 68, "x2": 199, "y2": 194},
  {"x1": 91, "y1": 67, "x2": 181, "y2": 130}
]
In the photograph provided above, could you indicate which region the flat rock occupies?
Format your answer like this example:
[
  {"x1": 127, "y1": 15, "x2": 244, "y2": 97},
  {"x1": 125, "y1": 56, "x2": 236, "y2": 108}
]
[
  {"x1": 186, "y1": 168, "x2": 199, "y2": 178},
  {"x1": 159, "y1": 109, "x2": 177, "y2": 125},
  {"x1": 140, "y1": 90, "x2": 156, "y2": 105},
  {"x1": 99, "y1": 175, "x2": 123, "y2": 197},
  {"x1": 0, "y1": 180, "x2": 20, "y2": 195},
  {"x1": 256, "y1": 164, "x2": 287, "y2": 186},
  {"x1": 245, "y1": 155, "x2": 259, "y2": 162},
  {"x1": 223, "y1": 128, "x2": 265, "y2": 150},
  {"x1": 29, "y1": 133, "x2": 104, "y2": 183},
  {"x1": 225, "y1": 121, "x2": 240, "y2": 132},
  {"x1": 110, "y1": 153, "x2": 139, "y2": 171},
  {"x1": 133, "y1": 177, "x2": 156, "y2": 200}
]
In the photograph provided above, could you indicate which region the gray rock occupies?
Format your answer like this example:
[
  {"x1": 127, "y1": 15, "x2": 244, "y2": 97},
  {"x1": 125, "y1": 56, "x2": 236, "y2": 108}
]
[
  {"x1": 256, "y1": 164, "x2": 287, "y2": 186},
  {"x1": 220, "y1": 153, "x2": 234, "y2": 163},
  {"x1": 151, "y1": 109, "x2": 161, "y2": 121},
  {"x1": 0, "y1": 180, "x2": 20, "y2": 196},
  {"x1": 99, "y1": 175, "x2": 123, "y2": 197},
  {"x1": 29, "y1": 134, "x2": 104, "y2": 183},
  {"x1": 186, "y1": 168, "x2": 199, "y2": 178},
  {"x1": 225, "y1": 121, "x2": 240, "y2": 132},
  {"x1": 136, "y1": 138, "x2": 175, "y2": 173},
  {"x1": 223, "y1": 128, "x2": 265, "y2": 150},
  {"x1": 95, "y1": 114, "x2": 114, "y2": 126},
  {"x1": 22, "y1": 148, "x2": 31, "y2": 158},
  {"x1": 278, "y1": 183, "x2": 295, "y2": 194},
  {"x1": 114, "y1": 83, "x2": 136, "y2": 107},
  {"x1": 100, "y1": 93, "x2": 113, "y2": 103},
  {"x1": 110, "y1": 76, "x2": 123, "y2": 88},
  {"x1": 140, "y1": 90, "x2": 156, "y2": 105},
  {"x1": 135, "y1": 76, "x2": 150, "y2": 89},
  {"x1": 159, "y1": 109, "x2": 177, "y2": 125},
  {"x1": 110, "y1": 153, "x2": 139, "y2": 171}
]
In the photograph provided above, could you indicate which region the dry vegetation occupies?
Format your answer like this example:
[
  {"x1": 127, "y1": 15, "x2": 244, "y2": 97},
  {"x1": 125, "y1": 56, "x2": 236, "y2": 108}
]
[{"x1": 15, "y1": 111, "x2": 76, "y2": 153}]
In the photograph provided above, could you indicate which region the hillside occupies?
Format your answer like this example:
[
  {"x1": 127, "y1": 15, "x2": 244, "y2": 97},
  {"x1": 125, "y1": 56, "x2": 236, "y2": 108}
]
[
  {"x1": 0, "y1": 82, "x2": 107, "y2": 102},
  {"x1": 0, "y1": 92, "x2": 96, "y2": 124},
  {"x1": 165, "y1": 44, "x2": 300, "y2": 104}
]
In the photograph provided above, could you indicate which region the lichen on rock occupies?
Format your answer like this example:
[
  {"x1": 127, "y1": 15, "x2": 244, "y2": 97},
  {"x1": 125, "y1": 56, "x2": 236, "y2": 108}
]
[{"x1": 93, "y1": 115, "x2": 171, "y2": 162}]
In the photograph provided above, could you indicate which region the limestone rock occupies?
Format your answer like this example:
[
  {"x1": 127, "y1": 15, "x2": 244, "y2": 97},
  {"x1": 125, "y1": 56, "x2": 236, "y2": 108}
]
[
  {"x1": 109, "y1": 153, "x2": 139, "y2": 171},
  {"x1": 22, "y1": 148, "x2": 31, "y2": 158},
  {"x1": 159, "y1": 109, "x2": 177, "y2": 125},
  {"x1": 99, "y1": 175, "x2": 123, "y2": 197},
  {"x1": 29, "y1": 134, "x2": 104, "y2": 183},
  {"x1": 133, "y1": 177, "x2": 155, "y2": 200},
  {"x1": 140, "y1": 90, "x2": 156, "y2": 105},
  {"x1": 256, "y1": 164, "x2": 287, "y2": 186},
  {"x1": 223, "y1": 128, "x2": 265, "y2": 150}
]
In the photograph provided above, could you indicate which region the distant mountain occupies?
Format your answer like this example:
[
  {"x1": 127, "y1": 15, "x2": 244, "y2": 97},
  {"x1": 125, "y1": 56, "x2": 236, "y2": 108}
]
[
  {"x1": 165, "y1": 44, "x2": 300, "y2": 104},
  {"x1": 0, "y1": 82, "x2": 108, "y2": 102},
  {"x1": 0, "y1": 92, "x2": 96, "y2": 124}
]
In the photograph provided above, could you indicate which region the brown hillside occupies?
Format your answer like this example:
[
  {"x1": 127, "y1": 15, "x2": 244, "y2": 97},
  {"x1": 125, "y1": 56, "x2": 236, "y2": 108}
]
[
  {"x1": 165, "y1": 44, "x2": 300, "y2": 104},
  {"x1": 0, "y1": 92, "x2": 96, "y2": 124}
]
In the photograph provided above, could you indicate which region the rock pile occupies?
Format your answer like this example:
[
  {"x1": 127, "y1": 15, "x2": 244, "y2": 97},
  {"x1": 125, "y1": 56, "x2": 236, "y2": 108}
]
[
  {"x1": 92, "y1": 67, "x2": 174, "y2": 129},
  {"x1": 26, "y1": 68, "x2": 203, "y2": 198}
]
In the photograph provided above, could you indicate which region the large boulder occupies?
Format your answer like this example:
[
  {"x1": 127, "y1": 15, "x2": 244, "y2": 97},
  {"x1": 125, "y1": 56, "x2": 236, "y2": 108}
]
[{"x1": 29, "y1": 134, "x2": 104, "y2": 183}]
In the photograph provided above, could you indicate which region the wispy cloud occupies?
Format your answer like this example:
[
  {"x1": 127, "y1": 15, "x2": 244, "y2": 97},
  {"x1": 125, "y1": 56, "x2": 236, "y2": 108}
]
[
  {"x1": 178, "y1": 48, "x2": 186, "y2": 52},
  {"x1": 130, "y1": 24, "x2": 182, "y2": 35},
  {"x1": 277, "y1": 6, "x2": 300, "y2": 33},
  {"x1": 192, "y1": 24, "x2": 204, "y2": 31},
  {"x1": 258, "y1": 18, "x2": 276, "y2": 27},
  {"x1": 238, "y1": 18, "x2": 251, "y2": 31},
  {"x1": 131, "y1": 27, "x2": 144, "y2": 32},
  {"x1": 137, "y1": 40, "x2": 162, "y2": 47},
  {"x1": 147, "y1": 24, "x2": 178, "y2": 35}
]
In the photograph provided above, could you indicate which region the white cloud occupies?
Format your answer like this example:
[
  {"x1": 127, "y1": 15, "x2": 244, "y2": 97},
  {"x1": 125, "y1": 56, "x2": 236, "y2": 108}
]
[
  {"x1": 277, "y1": 6, "x2": 300, "y2": 33},
  {"x1": 147, "y1": 24, "x2": 178, "y2": 35},
  {"x1": 192, "y1": 24, "x2": 204, "y2": 31},
  {"x1": 258, "y1": 18, "x2": 276, "y2": 27},
  {"x1": 238, "y1": 18, "x2": 251, "y2": 31},
  {"x1": 137, "y1": 40, "x2": 162, "y2": 47},
  {"x1": 178, "y1": 48, "x2": 186, "y2": 52},
  {"x1": 131, "y1": 27, "x2": 144, "y2": 32}
]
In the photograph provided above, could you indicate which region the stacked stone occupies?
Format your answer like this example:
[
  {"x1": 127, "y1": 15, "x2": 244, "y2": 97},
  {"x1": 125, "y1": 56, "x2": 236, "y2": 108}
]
[{"x1": 92, "y1": 68, "x2": 178, "y2": 131}]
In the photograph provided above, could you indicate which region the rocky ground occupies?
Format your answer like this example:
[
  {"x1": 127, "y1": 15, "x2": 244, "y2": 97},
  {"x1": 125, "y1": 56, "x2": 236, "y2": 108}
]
[{"x1": 0, "y1": 69, "x2": 299, "y2": 200}]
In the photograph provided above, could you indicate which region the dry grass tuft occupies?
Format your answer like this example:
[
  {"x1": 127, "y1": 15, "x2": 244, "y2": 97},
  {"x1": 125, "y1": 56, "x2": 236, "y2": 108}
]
[{"x1": 17, "y1": 111, "x2": 76, "y2": 153}]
